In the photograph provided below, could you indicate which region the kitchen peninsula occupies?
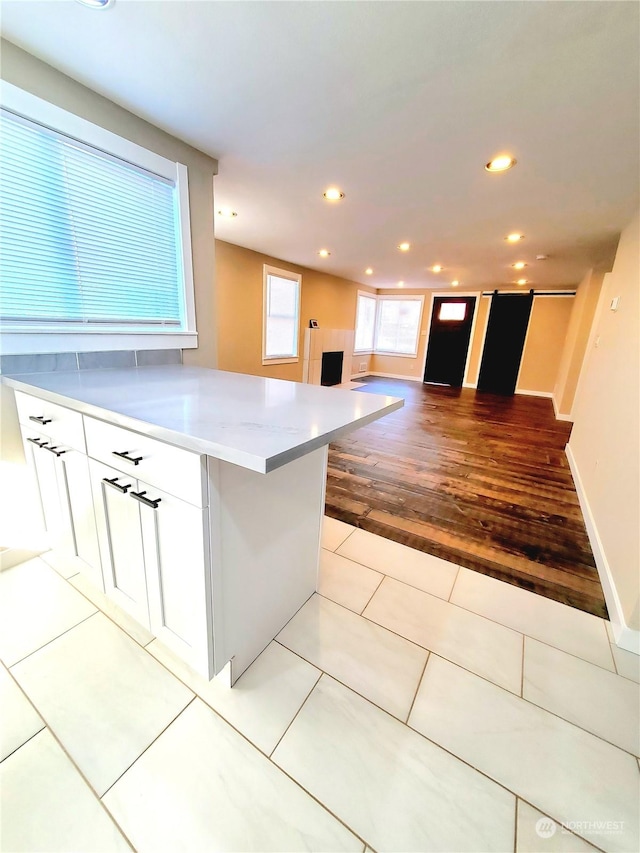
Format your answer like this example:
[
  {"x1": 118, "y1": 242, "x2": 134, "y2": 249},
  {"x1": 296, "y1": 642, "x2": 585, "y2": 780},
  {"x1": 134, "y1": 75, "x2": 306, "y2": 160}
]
[{"x1": 2, "y1": 366, "x2": 402, "y2": 684}]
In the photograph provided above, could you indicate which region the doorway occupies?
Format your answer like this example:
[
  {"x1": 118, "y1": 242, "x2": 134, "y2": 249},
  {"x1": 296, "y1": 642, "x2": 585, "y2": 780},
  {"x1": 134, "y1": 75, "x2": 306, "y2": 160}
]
[
  {"x1": 477, "y1": 291, "x2": 534, "y2": 395},
  {"x1": 424, "y1": 297, "x2": 476, "y2": 387}
]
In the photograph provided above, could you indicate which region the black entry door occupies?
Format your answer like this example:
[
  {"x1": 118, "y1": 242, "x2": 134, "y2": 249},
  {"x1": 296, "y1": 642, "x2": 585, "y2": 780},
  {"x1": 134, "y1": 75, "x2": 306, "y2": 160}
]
[
  {"x1": 424, "y1": 297, "x2": 476, "y2": 387},
  {"x1": 477, "y1": 291, "x2": 534, "y2": 395}
]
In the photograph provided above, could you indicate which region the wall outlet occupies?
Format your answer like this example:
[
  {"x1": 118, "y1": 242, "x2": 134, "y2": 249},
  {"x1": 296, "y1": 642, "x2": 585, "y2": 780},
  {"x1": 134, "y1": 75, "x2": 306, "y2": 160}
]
[{"x1": 359, "y1": 362, "x2": 367, "y2": 371}]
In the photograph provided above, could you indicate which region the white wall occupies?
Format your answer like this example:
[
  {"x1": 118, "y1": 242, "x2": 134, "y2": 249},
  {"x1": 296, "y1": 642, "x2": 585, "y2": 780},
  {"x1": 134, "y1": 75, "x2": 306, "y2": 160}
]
[{"x1": 567, "y1": 210, "x2": 640, "y2": 645}]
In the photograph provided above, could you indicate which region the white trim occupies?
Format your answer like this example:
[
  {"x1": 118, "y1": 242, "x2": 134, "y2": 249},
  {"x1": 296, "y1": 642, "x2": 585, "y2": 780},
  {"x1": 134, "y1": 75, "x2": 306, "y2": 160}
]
[
  {"x1": 462, "y1": 382, "x2": 477, "y2": 389},
  {"x1": 514, "y1": 389, "x2": 553, "y2": 398},
  {"x1": 1, "y1": 333, "x2": 196, "y2": 355},
  {"x1": 176, "y1": 163, "x2": 196, "y2": 334},
  {"x1": 353, "y1": 290, "x2": 377, "y2": 354},
  {"x1": 262, "y1": 265, "x2": 301, "y2": 363},
  {"x1": 1, "y1": 81, "x2": 176, "y2": 179},
  {"x1": 514, "y1": 293, "x2": 536, "y2": 391},
  {"x1": 470, "y1": 294, "x2": 491, "y2": 387},
  {"x1": 552, "y1": 394, "x2": 573, "y2": 422},
  {"x1": 566, "y1": 444, "x2": 640, "y2": 655},
  {"x1": 374, "y1": 293, "x2": 425, "y2": 358},
  {"x1": 420, "y1": 293, "x2": 480, "y2": 386},
  {"x1": 367, "y1": 371, "x2": 422, "y2": 382}
]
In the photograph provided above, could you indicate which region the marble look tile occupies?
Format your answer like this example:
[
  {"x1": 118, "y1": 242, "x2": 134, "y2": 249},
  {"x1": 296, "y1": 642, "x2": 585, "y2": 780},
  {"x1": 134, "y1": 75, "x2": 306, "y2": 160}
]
[
  {"x1": 322, "y1": 515, "x2": 355, "y2": 551},
  {"x1": 517, "y1": 800, "x2": 601, "y2": 853},
  {"x1": 135, "y1": 348, "x2": 182, "y2": 366},
  {"x1": 11, "y1": 613, "x2": 192, "y2": 796},
  {"x1": 147, "y1": 639, "x2": 320, "y2": 755},
  {"x1": 39, "y1": 550, "x2": 80, "y2": 579},
  {"x1": 0, "y1": 558, "x2": 96, "y2": 666},
  {"x1": 364, "y1": 577, "x2": 523, "y2": 693},
  {"x1": 0, "y1": 729, "x2": 130, "y2": 852},
  {"x1": 78, "y1": 350, "x2": 136, "y2": 370},
  {"x1": 0, "y1": 664, "x2": 44, "y2": 761},
  {"x1": 0, "y1": 352, "x2": 77, "y2": 375},
  {"x1": 318, "y1": 548, "x2": 383, "y2": 613},
  {"x1": 337, "y1": 528, "x2": 459, "y2": 600},
  {"x1": 610, "y1": 644, "x2": 640, "y2": 684},
  {"x1": 104, "y1": 698, "x2": 360, "y2": 852},
  {"x1": 273, "y1": 675, "x2": 515, "y2": 853},
  {"x1": 409, "y1": 656, "x2": 640, "y2": 853},
  {"x1": 450, "y1": 568, "x2": 614, "y2": 671},
  {"x1": 69, "y1": 572, "x2": 154, "y2": 648},
  {"x1": 277, "y1": 594, "x2": 428, "y2": 720},
  {"x1": 524, "y1": 638, "x2": 640, "y2": 755}
]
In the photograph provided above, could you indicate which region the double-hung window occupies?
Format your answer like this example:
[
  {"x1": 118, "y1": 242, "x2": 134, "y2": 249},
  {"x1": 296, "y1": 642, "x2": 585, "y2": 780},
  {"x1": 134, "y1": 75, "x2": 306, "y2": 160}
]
[
  {"x1": 0, "y1": 83, "x2": 195, "y2": 352},
  {"x1": 354, "y1": 291, "x2": 376, "y2": 352},
  {"x1": 262, "y1": 265, "x2": 301, "y2": 364}
]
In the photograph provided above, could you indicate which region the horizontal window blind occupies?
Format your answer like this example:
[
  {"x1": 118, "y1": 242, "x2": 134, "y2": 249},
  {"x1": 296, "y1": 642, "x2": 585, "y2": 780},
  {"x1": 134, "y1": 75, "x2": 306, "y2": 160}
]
[{"x1": 0, "y1": 109, "x2": 184, "y2": 330}]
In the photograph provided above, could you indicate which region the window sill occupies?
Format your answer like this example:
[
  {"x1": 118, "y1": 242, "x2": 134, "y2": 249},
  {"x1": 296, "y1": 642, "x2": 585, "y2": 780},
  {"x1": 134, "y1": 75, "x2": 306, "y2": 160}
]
[
  {"x1": 373, "y1": 350, "x2": 419, "y2": 359},
  {"x1": 262, "y1": 357, "x2": 299, "y2": 365},
  {"x1": 0, "y1": 331, "x2": 198, "y2": 356}
]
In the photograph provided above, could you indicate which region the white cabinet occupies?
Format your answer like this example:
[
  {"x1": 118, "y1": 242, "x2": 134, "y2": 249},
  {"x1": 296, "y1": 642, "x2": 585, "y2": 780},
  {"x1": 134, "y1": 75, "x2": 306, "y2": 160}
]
[
  {"x1": 89, "y1": 458, "x2": 212, "y2": 675},
  {"x1": 19, "y1": 426, "x2": 103, "y2": 589}
]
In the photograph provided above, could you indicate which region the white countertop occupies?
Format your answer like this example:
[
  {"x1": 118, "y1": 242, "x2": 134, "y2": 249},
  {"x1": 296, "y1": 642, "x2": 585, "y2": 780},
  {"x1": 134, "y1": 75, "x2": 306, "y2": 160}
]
[{"x1": 3, "y1": 366, "x2": 403, "y2": 473}]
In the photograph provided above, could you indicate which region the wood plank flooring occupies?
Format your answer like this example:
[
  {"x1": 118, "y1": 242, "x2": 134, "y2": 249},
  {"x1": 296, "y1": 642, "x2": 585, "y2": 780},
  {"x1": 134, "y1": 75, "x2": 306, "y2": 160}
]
[{"x1": 325, "y1": 377, "x2": 607, "y2": 618}]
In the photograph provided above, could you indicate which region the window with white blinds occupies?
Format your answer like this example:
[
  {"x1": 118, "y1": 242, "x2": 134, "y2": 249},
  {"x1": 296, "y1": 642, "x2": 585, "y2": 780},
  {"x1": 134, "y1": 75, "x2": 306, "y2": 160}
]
[
  {"x1": 0, "y1": 107, "x2": 189, "y2": 333},
  {"x1": 263, "y1": 266, "x2": 301, "y2": 362}
]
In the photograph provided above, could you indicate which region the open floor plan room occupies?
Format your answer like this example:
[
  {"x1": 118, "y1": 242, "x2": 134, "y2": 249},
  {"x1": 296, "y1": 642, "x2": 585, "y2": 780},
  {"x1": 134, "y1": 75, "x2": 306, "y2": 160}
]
[{"x1": 1, "y1": 518, "x2": 638, "y2": 853}]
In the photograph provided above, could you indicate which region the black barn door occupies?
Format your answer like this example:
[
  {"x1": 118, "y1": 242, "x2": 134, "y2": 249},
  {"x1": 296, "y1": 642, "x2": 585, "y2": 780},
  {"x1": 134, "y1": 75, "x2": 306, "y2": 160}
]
[
  {"x1": 477, "y1": 291, "x2": 534, "y2": 395},
  {"x1": 424, "y1": 297, "x2": 476, "y2": 387}
]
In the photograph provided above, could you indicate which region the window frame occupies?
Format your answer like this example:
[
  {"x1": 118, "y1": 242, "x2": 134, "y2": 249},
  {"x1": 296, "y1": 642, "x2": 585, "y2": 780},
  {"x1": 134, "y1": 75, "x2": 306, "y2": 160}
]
[
  {"x1": 262, "y1": 265, "x2": 301, "y2": 365},
  {"x1": 0, "y1": 81, "x2": 197, "y2": 355},
  {"x1": 353, "y1": 290, "x2": 377, "y2": 354}
]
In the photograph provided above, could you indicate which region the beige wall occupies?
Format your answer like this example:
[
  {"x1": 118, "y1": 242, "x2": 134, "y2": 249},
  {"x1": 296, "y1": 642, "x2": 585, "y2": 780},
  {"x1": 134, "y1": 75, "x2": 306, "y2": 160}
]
[
  {"x1": 568, "y1": 211, "x2": 640, "y2": 633},
  {"x1": 517, "y1": 295, "x2": 574, "y2": 394},
  {"x1": 216, "y1": 240, "x2": 374, "y2": 382},
  {"x1": 0, "y1": 40, "x2": 219, "y2": 371},
  {"x1": 465, "y1": 296, "x2": 490, "y2": 386},
  {"x1": 553, "y1": 270, "x2": 604, "y2": 416}
]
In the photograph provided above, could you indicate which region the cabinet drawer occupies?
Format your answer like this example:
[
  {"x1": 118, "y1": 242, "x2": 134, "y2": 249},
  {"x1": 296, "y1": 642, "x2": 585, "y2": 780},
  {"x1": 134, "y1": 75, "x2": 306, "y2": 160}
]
[
  {"x1": 14, "y1": 390, "x2": 86, "y2": 452},
  {"x1": 84, "y1": 416, "x2": 206, "y2": 507}
]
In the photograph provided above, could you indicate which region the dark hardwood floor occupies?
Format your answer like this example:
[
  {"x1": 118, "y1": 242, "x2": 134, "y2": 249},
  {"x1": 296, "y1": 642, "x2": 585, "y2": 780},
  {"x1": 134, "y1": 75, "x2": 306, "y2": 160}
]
[{"x1": 326, "y1": 376, "x2": 607, "y2": 619}]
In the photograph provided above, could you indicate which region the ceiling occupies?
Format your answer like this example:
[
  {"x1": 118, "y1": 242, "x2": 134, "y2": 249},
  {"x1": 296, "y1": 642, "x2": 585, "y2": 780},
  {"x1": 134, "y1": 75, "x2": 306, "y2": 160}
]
[{"x1": 1, "y1": 0, "x2": 638, "y2": 291}]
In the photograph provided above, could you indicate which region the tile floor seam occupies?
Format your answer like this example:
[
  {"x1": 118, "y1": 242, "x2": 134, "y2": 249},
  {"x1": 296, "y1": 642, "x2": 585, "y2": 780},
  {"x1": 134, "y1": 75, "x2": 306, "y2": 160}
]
[
  {"x1": 99, "y1": 694, "x2": 198, "y2": 800},
  {"x1": 0, "y1": 724, "x2": 46, "y2": 764},
  {"x1": 366, "y1": 570, "x2": 617, "y2": 673},
  {"x1": 515, "y1": 796, "x2": 609, "y2": 853},
  {"x1": 403, "y1": 652, "x2": 431, "y2": 724},
  {"x1": 512, "y1": 796, "x2": 518, "y2": 853},
  {"x1": 528, "y1": 634, "x2": 636, "y2": 682},
  {"x1": 5, "y1": 608, "x2": 99, "y2": 669},
  {"x1": 357, "y1": 573, "x2": 385, "y2": 615},
  {"x1": 5, "y1": 718, "x2": 137, "y2": 852},
  {"x1": 268, "y1": 669, "x2": 323, "y2": 759},
  {"x1": 447, "y1": 564, "x2": 462, "y2": 601},
  {"x1": 520, "y1": 634, "x2": 525, "y2": 697}
]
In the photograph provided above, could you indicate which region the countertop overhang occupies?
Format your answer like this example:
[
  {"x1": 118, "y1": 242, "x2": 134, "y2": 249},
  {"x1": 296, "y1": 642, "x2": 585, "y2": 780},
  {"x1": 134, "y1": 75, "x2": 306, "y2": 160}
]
[{"x1": 2, "y1": 366, "x2": 404, "y2": 473}]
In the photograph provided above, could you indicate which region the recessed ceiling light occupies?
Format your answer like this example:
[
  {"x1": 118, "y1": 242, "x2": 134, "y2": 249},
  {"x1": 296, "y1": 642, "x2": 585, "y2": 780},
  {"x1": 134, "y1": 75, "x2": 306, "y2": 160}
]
[
  {"x1": 398, "y1": 242, "x2": 410, "y2": 251},
  {"x1": 323, "y1": 187, "x2": 345, "y2": 201},
  {"x1": 517, "y1": 279, "x2": 528, "y2": 285},
  {"x1": 486, "y1": 155, "x2": 517, "y2": 172},
  {"x1": 505, "y1": 233, "x2": 524, "y2": 242},
  {"x1": 75, "y1": 0, "x2": 115, "y2": 8},
  {"x1": 318, "y1": 249, "x2": 331, "y2": 258},
  {"x1": 217, "y1": 208, "x2": 238, "y2": 218},
  {"x1": 451, "y1": 280, "x2": 459, "y2": 287},
  {"x1": 432, "y1": 265, "x2": 443, "y2": 273},
  {"x1": 365, "y1": 268, "x2": 373, "y2": 275},
  {"x1": 512, "y1": 262, "x2": 527, "y2": 270},
  {"x1": 398, "y1": 281, "x2": 405, "y2": 287}
]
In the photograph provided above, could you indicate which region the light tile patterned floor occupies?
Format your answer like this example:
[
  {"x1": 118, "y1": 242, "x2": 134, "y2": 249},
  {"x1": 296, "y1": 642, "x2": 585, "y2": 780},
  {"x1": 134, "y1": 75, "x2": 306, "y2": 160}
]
[{"x1": 1, "y1": 517, "x2": 638, "y2": 853}]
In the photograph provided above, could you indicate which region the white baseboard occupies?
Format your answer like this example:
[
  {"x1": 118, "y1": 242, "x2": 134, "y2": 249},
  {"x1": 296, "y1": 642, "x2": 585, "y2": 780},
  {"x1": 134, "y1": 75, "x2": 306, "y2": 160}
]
[
  {"x1": 552, "y1": 393, "x2": 573, "y2": 422},
  {"x1": 462, "y1": 382, "x2": 477, "y2": 389},
  {"x1": 350, "y1": 372, "x2": 369, "y2": 380},
  {"x1": 0, "y1": 547, "x2": 43, "y2": 572},
  {"x1": 368, "y1": 371, "x2": 422, "y2": 382},
  {"x1": 515, "y1": 389, "x2": 553, "y2": 398},
  {"x1": 566, "y1": 444, "x2": 640, "y2": 655}
]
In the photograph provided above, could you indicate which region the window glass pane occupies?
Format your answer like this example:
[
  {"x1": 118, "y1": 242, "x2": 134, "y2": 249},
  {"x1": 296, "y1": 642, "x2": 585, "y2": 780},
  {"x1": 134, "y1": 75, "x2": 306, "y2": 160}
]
[
  {"x1": 375, "y1": 299, "x2": 422, "y2": 354},
  {"x1": 439, "y1": 302, "x2": 466, "y2": 321},
  {"x1": 355, "y1": 294, "x2": 376, "y2": 351},
  {"x1": 0, "y1": 109, "x2": 183, "y2": 329},
  {"x1": 265, "y1": 273, "x2": 299, "y2": 358}
]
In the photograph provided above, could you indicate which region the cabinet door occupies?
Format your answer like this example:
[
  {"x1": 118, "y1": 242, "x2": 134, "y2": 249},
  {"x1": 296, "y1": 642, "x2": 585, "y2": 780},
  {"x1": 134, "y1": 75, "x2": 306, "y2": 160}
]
[
  {"x1": 59, "y1": 450, "x2": 103, "y2": 590},
  {"x1": 21, "y1": 429, "x2": 67, "y2": 550},
  {"x1": 89, "y1": 459, "x2": 150, "y2": 629},
  {"x1": 136, "y1": 479, "x2": 212, "y2": 678}
]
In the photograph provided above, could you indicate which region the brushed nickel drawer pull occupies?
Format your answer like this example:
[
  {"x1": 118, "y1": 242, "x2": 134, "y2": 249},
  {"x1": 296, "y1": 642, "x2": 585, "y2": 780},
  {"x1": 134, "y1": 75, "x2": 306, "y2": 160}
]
[
  {"x1": 103, "y1": 477, "x2": 131, "y2": 494},
  {"x1": 130, "y1": 490, "x2": 161, "y2": 510},
  {"x1": 112, "y1": 450, "x2": 143, "y2": 466},
  {"x1": 29, "y1": 415, "x2": 52, "y2": 425}
]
